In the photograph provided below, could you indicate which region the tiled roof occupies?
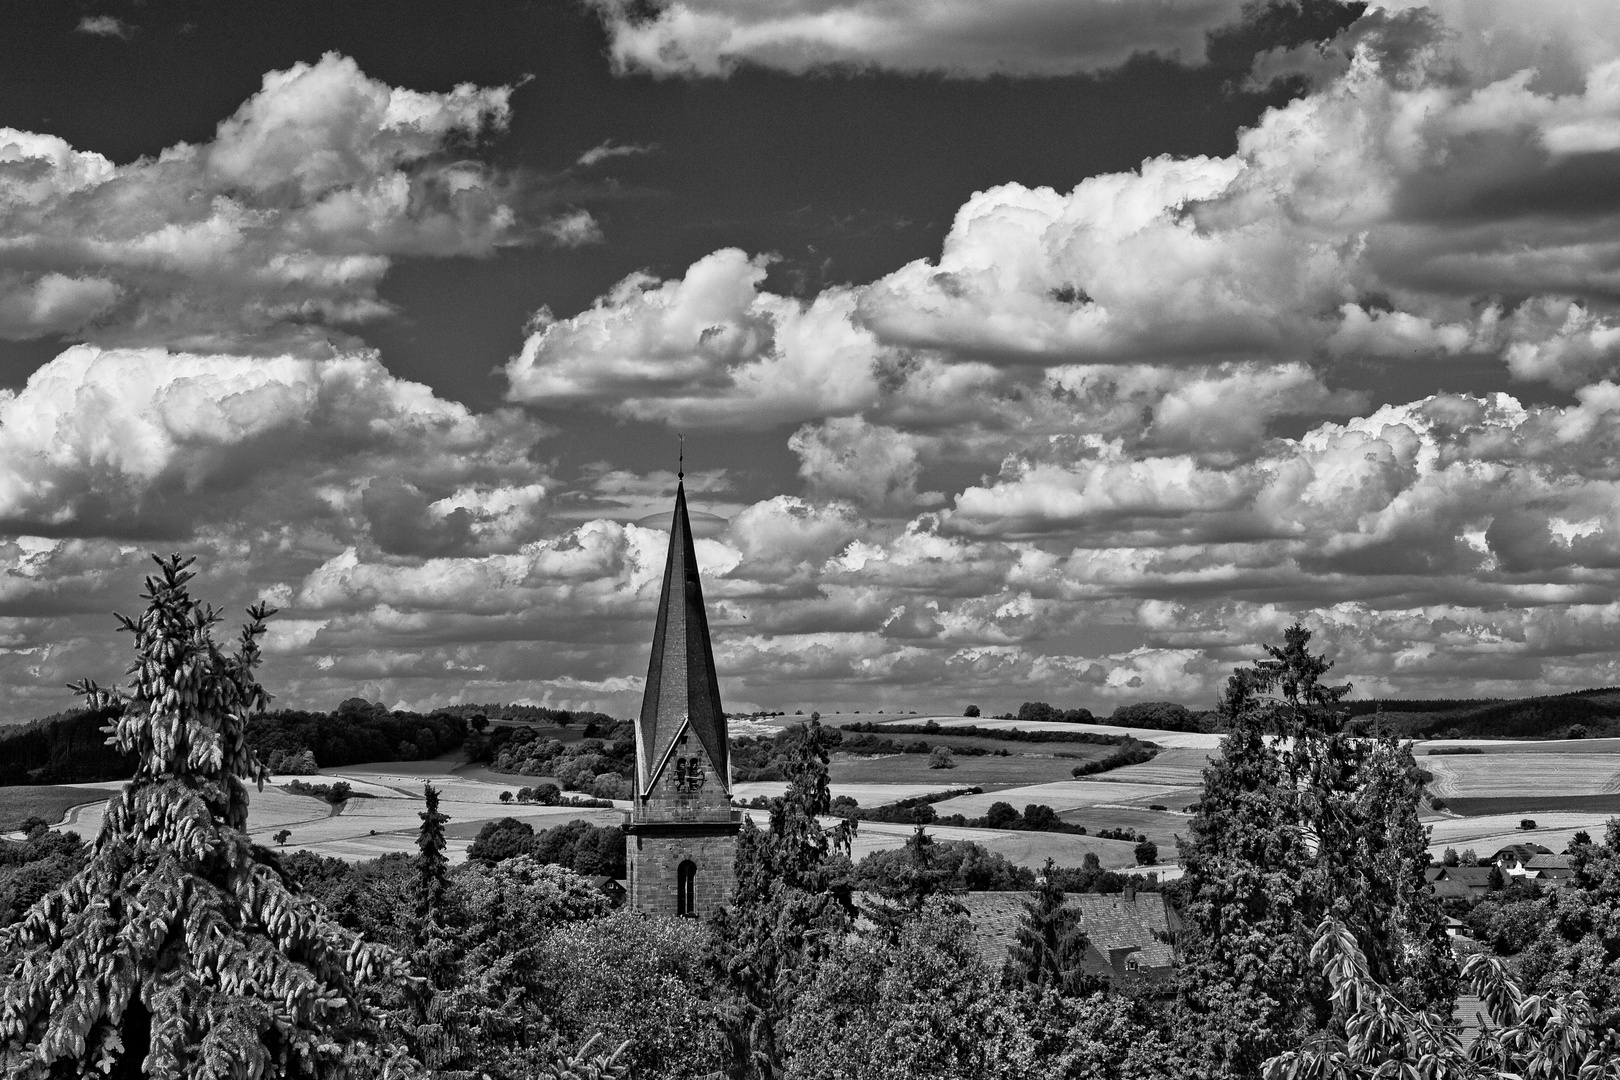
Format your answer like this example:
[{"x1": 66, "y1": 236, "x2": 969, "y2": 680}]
[
  {"x1": 1525, "y1": 853, "x2": 1572, "y2": 870},
  {"x1": 956, "y1": 891, "x2": 1180, "y2": 975},
  {"x1": 1492, "y1": 843, "x2": 1553, "y2": 864}
]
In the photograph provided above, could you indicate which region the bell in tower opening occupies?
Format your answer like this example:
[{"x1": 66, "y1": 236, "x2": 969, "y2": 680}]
[{"x1": 625, "y1": 473, "x2": 740, "y2": 917}]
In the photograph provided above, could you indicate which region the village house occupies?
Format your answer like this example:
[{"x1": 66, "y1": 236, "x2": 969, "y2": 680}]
[
  {"x1": 957, "y1": 885, "x2": 1181, "y2": 982},
  {"x1": 1425, "y1": 864, "x2": 1498, "y2": 900}
]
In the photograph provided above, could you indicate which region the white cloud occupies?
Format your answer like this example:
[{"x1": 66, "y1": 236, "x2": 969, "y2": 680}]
[
  {"x1": 505, "y1": 248, "x2": 886, "y2": 428},
  {"x1": 575, "y1": 140, "x2": 657, "y2": 167},
  {"x1": 0, "y1": 343, "x2": 548, "y2": 540},
  {"x1": 0, "y1": 54, "x2": 525, "y2": 351},
  {"x1": 75, "y1": 15, "x2": 132, "y2": 38},
  {"x1": 587, "y1": 0, "x2": 1250, "y2": 78}
]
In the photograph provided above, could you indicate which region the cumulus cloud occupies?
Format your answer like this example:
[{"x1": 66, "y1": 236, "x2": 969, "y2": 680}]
[
  {"x1": 843, "y1": 26, "x2": 1620, "y2": 386},
  {"x1": 0, "y1": 343, "x2": 547, "y2": 540},
  {"x1": 0, "y1": 54, "x2": 527, "y2": 352},
  {"x1": 505, "y1": 248, "x2": 888, "y2": 428},
  {"x1": 788, "y1": 416, "x2": 943, "y2": 512},
  {"x1": 26, "y1": 3, "x2": 1620, "y2": 715},
  {"x1": 587, "y1": 0, "x2": 1250, "y2": 78},
  {"x1": 75, "y1": 15, "x2": 132, "y2": 38}
]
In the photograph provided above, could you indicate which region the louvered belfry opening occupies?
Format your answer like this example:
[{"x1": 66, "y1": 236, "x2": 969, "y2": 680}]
[{"x1": 625, "y1": 478, "x2": 741, "y2": 918}]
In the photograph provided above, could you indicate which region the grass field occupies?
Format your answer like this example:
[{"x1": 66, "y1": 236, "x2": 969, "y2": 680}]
[
  {"x1": 932, "y1": 779, "x2": 1182, "y2": 818},
  {"x1": 0, "y1": 784, "x2": 121, "y2": 832},
  {"x1": 1443, "y1": 794, "x2": 1620, "y2": 816},
  {"x1": 1056, "y1": 805, "x2": 1190, "y2": 849},
  {"x1": 849, "y1": 819, "x2": 1153, "y2": 872}
]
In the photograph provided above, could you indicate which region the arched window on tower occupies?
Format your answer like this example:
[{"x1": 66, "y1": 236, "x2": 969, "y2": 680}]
[{"x1": 676, "y1": 859, "x2": 697, "y2": 916}]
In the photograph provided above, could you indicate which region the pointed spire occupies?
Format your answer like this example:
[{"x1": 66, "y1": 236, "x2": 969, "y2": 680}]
[{"x1": 636, "y1": 477, "x2": 729, "y2": 796}]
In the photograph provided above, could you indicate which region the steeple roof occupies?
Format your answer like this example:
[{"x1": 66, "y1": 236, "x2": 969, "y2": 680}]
[{"x1": 636, "y1": 479, "x2": 729, "y2": 795}]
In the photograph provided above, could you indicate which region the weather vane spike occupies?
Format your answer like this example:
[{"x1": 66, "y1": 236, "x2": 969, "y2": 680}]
[{"x1": 678, "y1": 433, "x2": 685, "y2": 480}]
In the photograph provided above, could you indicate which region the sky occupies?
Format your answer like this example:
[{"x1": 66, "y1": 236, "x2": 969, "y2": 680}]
[{"x1": 5, "y1": 0, "x2": 1620, "y2": 720}]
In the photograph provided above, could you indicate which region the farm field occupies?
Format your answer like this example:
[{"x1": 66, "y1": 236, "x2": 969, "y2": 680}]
[
  {"x1": 829, "y1": 751, "x2": 1094, "y2": 788},
  {"x1": 46, "y1": 764, "x2": 629, "y2": 864},
  {"x1": 931, "y1": 779, "x2": 1182, "y2": 818},
  {"x1": 891, "y1": 715, "x2": 1224, "y2": 750},
  {"x1": 0, "y1": 783, "x2": 122, "y2": 834},
  {"x1": 732, "y1": 781, "x2": 957, "y2": 806},
  {"x1": 1426, "y1": 812, "x2": 1607, "y2": 862},
  {"x1": 1424, "y1": 752, "x2": 1620, "y2": 798},
  {"x1": 1102, "y1": 747, "x2": 1213, "y2": 788},
  {"x1": 848, "y1": 819, "x2": 1156, "y2": 873},
  {"x1": 1420, "y1": 737, "x2": 1620, "y2": 753},
  {"x1": 1055, "y1": 805, "x2": 1190, "y2": 850},
  {"x1": 1444, "y1": 794, "x2": 1620, "y2": 816}
]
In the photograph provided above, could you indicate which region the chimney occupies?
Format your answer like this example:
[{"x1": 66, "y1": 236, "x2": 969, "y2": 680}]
[{"x1": 1124, "y1": 882, "x2": 1136, "y2": 902}]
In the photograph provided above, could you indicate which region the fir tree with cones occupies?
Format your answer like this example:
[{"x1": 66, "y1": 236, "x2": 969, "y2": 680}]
[{"x1": 0, "y1": 555, "x2": 405, "y2": 1079}]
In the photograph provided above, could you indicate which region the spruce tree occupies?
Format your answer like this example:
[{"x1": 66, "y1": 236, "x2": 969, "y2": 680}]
[
  {"x1": 0, "y1": 555, "x2": 404, "y2": 1079},
  {"x1": 709, "y1": 718, "x2": 856, "y2": 1079},
  {"x1": 414, "y1": 783, "x2": 449, "y2": 933},
  {"x1": 1006, "y1": 858, "x2": 1092, "y2": 995},
  {"x1": 1177, "y1": 624, "x2": 1454, "y2": 1078}
]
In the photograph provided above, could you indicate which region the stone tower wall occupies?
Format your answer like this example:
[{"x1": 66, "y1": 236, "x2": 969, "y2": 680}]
[{"x1": 628, "y1": 827, "x2": 737, "y2": 918}]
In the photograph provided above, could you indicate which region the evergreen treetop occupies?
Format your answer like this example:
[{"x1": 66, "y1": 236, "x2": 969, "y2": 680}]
[{"x1": 0, "y1": 555, "x2": 405, "y2": 1079}]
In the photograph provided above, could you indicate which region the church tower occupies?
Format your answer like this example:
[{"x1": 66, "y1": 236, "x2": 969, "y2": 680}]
[{"x1": 625, "y1": 475, "x2": 740, "y2": 917}]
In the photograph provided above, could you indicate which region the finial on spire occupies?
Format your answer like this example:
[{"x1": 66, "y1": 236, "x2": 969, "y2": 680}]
[{"x1": 678, "y1": 433, "x2": 685, "y2": 480}]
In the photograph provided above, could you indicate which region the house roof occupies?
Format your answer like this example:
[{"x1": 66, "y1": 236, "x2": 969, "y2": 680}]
[
  {"x1": 636, "y1": 480, "x2": 730, "y2": 795},
  {"x1": 956, "y1": 890, "x2": 1180, "y2": 973},
  {"x1": 1432, "y1": 866, "x2": 1495, "y2": 884},
  {"x1": 1525, "y1": 853, "x2": 1572, "y2": 871},
  {"x1": 1492, "y1": 843, "x2": 1553, "y2": 864}
]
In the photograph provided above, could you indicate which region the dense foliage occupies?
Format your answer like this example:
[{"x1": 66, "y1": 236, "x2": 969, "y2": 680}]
[
  {"x1": 465, "y1": 817, "x2": 627, "y2": 878},
  {"x1": 250, "y1": 699, "x2": 469, "y2": 768},
  {"x1": 0, "y1": 822, "x2": 86, "y2": 928},
  {"x1": 0, "y1": 556, "x2": 404, "y2": 1079},
  {"x1": 1016, "y1": 701, "x2": 1097, "y2": 725},
  {"x1": 1176, "y1": 624, "x2": 1455, "y2": 1079},
  {"x1": 478, "y1": 723, "x2": 634, "y2": 799},
  {"x1": 0, "y1": 705, "x2": 132, "y2": 784},
  {"x1": 13, "y1": 557, "x2": 1620, "y2": 1079},
  {"x1": 1108, "y1": 701, "x2": 1212, "y2": 732},
  {"x1": 853, "y1": 838, "x2": 1036, "y2": 893}
]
